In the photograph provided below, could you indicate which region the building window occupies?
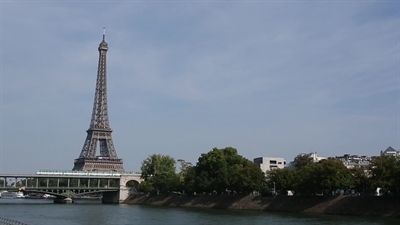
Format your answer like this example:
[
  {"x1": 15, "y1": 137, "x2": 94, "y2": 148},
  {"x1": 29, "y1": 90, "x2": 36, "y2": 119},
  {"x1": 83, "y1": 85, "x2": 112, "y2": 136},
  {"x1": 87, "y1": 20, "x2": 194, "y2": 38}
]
[
  {"x1": 254, "y1": 158, "x2": 263, "y2": 164},
  {"x1": 270, "y1": 160, "x2": 277, "y2": 164}
]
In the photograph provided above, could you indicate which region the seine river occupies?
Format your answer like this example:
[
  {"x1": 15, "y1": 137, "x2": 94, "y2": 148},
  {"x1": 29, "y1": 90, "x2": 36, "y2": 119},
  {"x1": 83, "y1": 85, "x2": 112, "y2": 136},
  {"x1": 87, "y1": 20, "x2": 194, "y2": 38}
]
[{"x1": 0, "y1": 198, "x2": 398, "y2": 225}]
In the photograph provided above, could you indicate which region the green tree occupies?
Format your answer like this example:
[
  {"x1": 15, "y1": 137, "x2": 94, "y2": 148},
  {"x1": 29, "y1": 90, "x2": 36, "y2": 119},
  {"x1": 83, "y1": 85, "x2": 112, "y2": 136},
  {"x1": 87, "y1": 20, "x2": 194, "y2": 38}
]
[
  {"x1": 177, "y1": 159, "x2": 193, "y2": 175},
  {"x1": 228, "y1": 160, "x2": 265, "y2": 194},
  {"x1": 369, "y1": 155, "x2": 400, "y2": 195},
  {"x1": 292, "y1": 158, "x2": 354, "y2": 196},
  {"x1": 192, "y1": 147, "x2": 265, "y2": 194},
  {"x1": 140, "y1": 154, "x2": 177, "y2": 193},
  {"x1": 182, "y1": 166, "x2": 196, "y2": 195},
  {"x1": 350, "y1": 167, "x2": 371, "y2": 195},
  {"x1": 138, "y1": 180, "x2": 152, "y2": 193},
  {"x1": 293, "y1": 154, "x2": 313, "y2": 169},
  {"x1": 176, "y1": 159, "x2": 193, "y2": 193},
  {"x1": 314, "y1": 159, "x2": 354, "y2": 195},
  {"x1": 266, "y1": 167, "x2": 296, "y2": 194},
  {"x1": 293, "y1": 163, "x2": 317, "y2": 195},
  {"x1": 195, "y1": 148, "x2": 228, "y2": 193}
]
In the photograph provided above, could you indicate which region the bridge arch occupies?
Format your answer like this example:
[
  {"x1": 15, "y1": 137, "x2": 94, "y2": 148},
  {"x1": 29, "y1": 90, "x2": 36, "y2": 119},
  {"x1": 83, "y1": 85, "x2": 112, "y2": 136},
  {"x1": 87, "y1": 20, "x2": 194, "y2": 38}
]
[
  {"x1": 126, "y1": 180, "x2": 140, "y2": 193},
  {"x1": 119, "y1": 174, "x2": 142, "y2": 188},
  {"x1": 117, "y1": 174, "x2": 143, "y2": 202}
]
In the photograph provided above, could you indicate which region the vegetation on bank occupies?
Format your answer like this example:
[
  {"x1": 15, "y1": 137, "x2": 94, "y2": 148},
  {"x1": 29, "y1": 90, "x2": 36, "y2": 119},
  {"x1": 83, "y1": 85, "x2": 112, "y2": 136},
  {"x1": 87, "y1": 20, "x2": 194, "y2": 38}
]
[{"x1": 138, "y1": 147, "x2": 400, "y2": 196}]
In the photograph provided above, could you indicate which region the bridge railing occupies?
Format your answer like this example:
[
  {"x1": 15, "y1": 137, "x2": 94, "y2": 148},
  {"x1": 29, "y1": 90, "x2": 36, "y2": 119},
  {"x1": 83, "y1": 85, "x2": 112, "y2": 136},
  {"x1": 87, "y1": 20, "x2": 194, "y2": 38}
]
[
  {"x1": 0, "y1": 171, "x2": 141, "y2": 177},
  {"x1": 35, "y1": 170, "x2": 141, "y2": 176},
  {"x1": 0, "y1": 186, "x2": 119, "y2": 190}
]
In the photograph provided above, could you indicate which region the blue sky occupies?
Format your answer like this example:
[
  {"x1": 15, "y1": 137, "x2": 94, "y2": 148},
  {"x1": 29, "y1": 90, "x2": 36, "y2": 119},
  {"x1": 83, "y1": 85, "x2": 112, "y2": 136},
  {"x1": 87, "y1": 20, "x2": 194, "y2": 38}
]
[{"x1": 1, "y1": 0, "x2": 398, "y2": 174}]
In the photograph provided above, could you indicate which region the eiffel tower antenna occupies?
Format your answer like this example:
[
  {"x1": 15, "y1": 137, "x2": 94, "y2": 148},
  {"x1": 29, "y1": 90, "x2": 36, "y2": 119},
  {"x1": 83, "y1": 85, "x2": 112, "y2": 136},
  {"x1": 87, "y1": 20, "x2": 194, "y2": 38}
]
[{"x1": 73, "y1": 29, "x2": 125, "y2": 172}]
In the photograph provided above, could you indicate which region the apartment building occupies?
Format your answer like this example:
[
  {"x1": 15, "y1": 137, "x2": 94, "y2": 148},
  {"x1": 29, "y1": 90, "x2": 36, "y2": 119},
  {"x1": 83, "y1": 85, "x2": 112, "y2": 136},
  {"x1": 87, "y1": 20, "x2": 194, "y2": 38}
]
[{"x1": 253, "y1": 157, "x2": 286, "y2": 174}]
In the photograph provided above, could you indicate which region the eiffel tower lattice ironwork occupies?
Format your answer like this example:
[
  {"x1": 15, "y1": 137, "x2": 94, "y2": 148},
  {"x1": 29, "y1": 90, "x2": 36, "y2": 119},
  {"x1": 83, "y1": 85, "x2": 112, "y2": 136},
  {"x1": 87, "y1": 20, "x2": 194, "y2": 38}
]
[{"x1": 73, "y1": 28, "x2": 125, "y2": 172}]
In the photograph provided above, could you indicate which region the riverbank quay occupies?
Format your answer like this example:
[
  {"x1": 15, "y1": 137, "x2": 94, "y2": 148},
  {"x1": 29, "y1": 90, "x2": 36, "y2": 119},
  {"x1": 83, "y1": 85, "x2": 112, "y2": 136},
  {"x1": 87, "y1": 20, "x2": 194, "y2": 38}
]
[{"x1": 123, "y1": 194, "x2": 400, "y2": 218}]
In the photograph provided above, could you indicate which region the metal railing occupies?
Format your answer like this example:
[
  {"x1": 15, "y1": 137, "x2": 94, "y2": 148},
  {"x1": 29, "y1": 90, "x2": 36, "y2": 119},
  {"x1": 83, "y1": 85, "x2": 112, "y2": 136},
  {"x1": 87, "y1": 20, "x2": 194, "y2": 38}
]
[{"x1": 35, "y1": 169, "x2": 140, "y2": 176}]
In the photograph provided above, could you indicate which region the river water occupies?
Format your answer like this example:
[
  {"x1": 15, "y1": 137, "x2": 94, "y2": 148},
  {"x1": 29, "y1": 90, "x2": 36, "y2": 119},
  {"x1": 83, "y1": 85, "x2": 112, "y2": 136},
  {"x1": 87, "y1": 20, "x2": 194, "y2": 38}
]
[{"x1": 0, "y1": 198, "x2": 398, "y2": 225}]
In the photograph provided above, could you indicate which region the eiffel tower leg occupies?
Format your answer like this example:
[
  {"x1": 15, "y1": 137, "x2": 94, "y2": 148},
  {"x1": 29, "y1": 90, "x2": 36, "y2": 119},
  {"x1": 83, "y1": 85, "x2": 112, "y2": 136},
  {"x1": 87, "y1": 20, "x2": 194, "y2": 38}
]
[
  {"x1": 106, "y1": 138, "x2": 118, "y2": 158},
  {"x1": 79, "y1": 132, "x2": 97, "y2": 158}
]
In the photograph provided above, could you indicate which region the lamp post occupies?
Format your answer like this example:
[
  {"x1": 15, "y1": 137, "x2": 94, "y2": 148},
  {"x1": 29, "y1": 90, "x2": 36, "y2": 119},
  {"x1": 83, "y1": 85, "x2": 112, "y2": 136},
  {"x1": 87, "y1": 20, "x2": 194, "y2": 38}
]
[{"x1": 338, "y1": 171, "x2": 340, "y2": 192}]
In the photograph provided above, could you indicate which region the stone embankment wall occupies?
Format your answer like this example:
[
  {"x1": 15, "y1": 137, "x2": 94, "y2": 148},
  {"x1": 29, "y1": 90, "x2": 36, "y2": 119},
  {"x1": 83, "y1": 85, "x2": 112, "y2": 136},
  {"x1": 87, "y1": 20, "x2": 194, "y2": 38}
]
[{"x1": 123, "y1": 194, "x2": 400, "y2": 218}]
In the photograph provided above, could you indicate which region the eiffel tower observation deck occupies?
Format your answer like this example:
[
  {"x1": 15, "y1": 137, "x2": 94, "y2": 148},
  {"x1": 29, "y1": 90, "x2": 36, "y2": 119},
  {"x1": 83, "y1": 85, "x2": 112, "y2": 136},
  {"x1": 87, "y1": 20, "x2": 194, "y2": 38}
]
[{"x1": 73, "y1": 28, "x2": 125, "y2": 172}]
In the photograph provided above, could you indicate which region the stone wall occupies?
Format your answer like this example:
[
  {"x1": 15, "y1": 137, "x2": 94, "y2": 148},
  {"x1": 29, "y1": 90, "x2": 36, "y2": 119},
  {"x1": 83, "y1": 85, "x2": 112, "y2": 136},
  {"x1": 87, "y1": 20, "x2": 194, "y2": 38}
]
[{"x1": 123, "y1": 194, "x2": 400, "y2": 218}]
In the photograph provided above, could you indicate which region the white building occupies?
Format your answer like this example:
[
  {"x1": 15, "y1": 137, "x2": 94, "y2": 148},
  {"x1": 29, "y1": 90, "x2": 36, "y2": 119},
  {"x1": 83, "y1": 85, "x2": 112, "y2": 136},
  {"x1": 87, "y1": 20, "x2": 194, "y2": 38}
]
[
  {"x1": 297, "y1": 152, "x2": 326, "y2": 163},
  {"x1": 335, "y1": 154, "x2": 371, "y2": 169},
  {"x1": 286, "y1": 152, "x2": 326, "y2": 168},
  {"x1": 253, "y1": 157, "x2": 286, "y2": 174},
  {"x1": 308, "y1": 152, "x2": 326, "y2": 163}
]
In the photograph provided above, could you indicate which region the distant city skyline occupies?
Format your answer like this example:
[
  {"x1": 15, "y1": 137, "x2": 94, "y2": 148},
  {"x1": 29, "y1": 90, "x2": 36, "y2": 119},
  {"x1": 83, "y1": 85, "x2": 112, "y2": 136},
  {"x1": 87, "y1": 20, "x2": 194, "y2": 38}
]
[{"x1": 1, "y1": 1, "x2": 398, "y2": 174}]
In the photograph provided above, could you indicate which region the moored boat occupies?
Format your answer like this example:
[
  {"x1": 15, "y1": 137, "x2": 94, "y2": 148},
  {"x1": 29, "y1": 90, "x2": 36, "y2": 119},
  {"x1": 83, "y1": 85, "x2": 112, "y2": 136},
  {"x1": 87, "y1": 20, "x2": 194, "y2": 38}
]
[{"x1": 0, "y1": 191, "x2": 25, "y2": 199}]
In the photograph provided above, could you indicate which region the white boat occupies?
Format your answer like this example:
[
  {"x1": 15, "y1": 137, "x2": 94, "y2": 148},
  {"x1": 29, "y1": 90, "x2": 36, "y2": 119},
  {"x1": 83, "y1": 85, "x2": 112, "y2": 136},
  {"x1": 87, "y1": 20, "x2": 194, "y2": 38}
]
[
  {"x1": 0, "y1": 191, "x2": 24, "y2": 199},
  {"x1": 42, "y1": 194, "x2": 55, "y2": 199},
  {"x1": 1, "y1": 191, "x2": 15, "y2": 199},
  {"x1": 16, "y1": 191, "x2": 25, "y2": 198}
]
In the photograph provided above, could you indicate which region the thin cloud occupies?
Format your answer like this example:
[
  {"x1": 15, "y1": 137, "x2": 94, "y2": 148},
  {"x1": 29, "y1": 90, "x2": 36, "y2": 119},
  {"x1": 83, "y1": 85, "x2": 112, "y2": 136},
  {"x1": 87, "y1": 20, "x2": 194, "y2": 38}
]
[{"x1": 1, "y1": 1, "x2": 398, "y2": 173}]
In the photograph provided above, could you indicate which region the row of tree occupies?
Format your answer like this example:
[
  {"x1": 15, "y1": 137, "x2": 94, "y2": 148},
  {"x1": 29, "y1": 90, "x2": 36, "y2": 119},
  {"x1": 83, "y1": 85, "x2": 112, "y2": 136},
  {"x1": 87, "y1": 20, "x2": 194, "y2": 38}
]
[
  {"x1": 139, "y1": 147, "x2": 267, "y2": 195},
  {"x1": 139, "y1": 147, "x2": 400, "y2": 196},
  {"x1": 268, "y1": 154, "x2": 400, "y2": 196}
]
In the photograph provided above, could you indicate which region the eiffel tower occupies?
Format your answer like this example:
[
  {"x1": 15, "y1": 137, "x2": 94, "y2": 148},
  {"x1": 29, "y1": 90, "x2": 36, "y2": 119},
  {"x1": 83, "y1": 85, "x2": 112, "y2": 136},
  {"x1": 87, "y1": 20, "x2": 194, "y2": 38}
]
[{"x1": 73, "y1": 28, "x2": 125, "y2": 172}]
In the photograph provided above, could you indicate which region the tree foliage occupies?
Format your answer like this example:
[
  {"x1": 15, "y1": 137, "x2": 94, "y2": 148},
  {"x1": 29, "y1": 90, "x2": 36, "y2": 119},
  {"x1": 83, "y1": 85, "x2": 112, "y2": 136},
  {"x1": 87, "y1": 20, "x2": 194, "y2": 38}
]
[
  {"x1": 350, "y1": 166, "x2": 371, "y2": 195},
  {"x1": 137, "y1": 149, "x2": 400, "y2": 197},
  {"x1": 293, "y1": 154, "x2": 313, "y2": 169},
  {"x1": 191, "y1": 147, "x2": 265, "y2": 195},
  {"x1": 369, "y1": 155, "x2": 400, "y2": 195},
  {"x1": 138, "y1": 147, "x2": 266, "y2": 195},
  {"x1": 266, "y1": 167, "x2": 296, "y2": 194},
  {"x1": 140, "y1": 154, "x2": 178, "y2": 193}
]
